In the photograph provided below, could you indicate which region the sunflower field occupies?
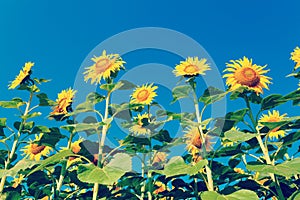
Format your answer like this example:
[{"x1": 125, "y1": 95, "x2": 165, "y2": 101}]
[{"x1": 1, "y1": 47, "x2": 300, "y2": 200}]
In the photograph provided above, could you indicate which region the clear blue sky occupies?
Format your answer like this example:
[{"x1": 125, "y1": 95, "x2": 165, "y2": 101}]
[{"x1": 1, "y1": 1, "x2": 300, "y2": 143}]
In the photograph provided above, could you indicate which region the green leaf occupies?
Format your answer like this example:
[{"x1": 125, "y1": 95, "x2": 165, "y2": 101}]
[
  {"x1": 199, "y1": 86, "x2": 227, "y2": 105},
  {"x1": 201, "y1": 190, "x2": 259, "y2": 200},
  {"x1": 100, "y1": 81, "x2": 124, "y2": 92},
  {"x1": 153, "y1": 156, "x2": 207, "y2": 177},
  {"x1": 31, "y1": 125, "x2": 51, "y2": 135},
  {"x1": 224, "y1": 130, "x2": 256, "y2": 143},
  {"x1": 117, "y1": 80, "x2": 136, "y2": 90},
  {"x1": 0, "y1": 118, "x2": 6, "y2": 127},
  {"x1": 261, "y1": 94, "x2": 286, "y2": 111},
  {"x1": 36, "y1": 93, "x2": 56, "y2": 106},
  {"x1": 77, "y1": 153, "x2": 131, "y2": 185},
  {"x1": 152, "y1": 130, "x2": 173, "y2": 143},
  {"x1": 171, "y1": 85, "x2": 193, "y2": 104},
  {"x1": 0, "y1": 98, "x2": 25, "y2": 109},
  {"x1": 288, "y1": 191, "x2": 300, "y2": 200},
  {"x1": 28, "y1": 149, "x2": 74, "y2": 175},
  {"x1": 14, "y1": 121, "x2": 35, "y2": 132},
  {"x1": 21, "y1": 112, "x2": 42, "y2": 120},
  {"x1": 33, "y1": 78, "x2": 51, "y2": 84},
  {"x1": 261, "y1": 116, "x2": 300, "y2": 130},
  {"x1": 61, "y1": 122, "x2": 104, "y2": 133},
  {"x1": 248, "y1": 92, "x2": 262, "y2": 104},
  {"x1": 247, "y1": 157, "x2": 300, "y2": 178},
  {"x1": 0, "y1": 159, "x2": 40, "y2": 178},
  {"x1": 0, "y1": 191, "x2": 21, "y2": 200},
  {"x1": 86, "y1": 92, "x2": 105, "y2": 104}
]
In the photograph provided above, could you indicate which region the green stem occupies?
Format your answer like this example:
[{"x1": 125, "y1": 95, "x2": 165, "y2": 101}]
[
  {"x1": 194, "y1": 101, "x2": 214, "y2": 191},
  {"x1": 243, "y1": 95, "x2": 257, "y2": 129},
  {"x1": 0, "y1": 91, "x2": 33, "y2": 193},
  {"x1": 141, "y1": 153, "x2": 146, "y2": 199},
  {"x1": 93, "y1": 92, "x2": 111, "y2": 200}
]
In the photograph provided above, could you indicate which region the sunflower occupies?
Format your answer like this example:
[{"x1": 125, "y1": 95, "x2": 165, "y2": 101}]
[
  {"x1": 223, "y1": 57, "x2": 271, "y2": 94},
  {"x1": 129, "y1": 113, "x2": 151, "y2": 135},
  {"x1": 71, "y1": 138, "x2": 83, "y2": 153},
  {"x1": 130, "y1": 83, "x2": 158, "y2": 105},
  {"x1": 152, "y1": 151, "x2": 167, "y2": 164},
  {"x1": 184, "y1": 127, "x2": 211, "y2": 156},
  {"x1": 12, "y1": 174, "x2": 25, "y2": 188},
  {"x1": 173, "y1": 57, "x2": 210, "y2": 77},
  {"x1": 22, "y1": 134, "x2": 52, "y2": 161},
  {"x1": 259, "y1": 110, "x2": 287, "y2": 140},
  {"x1": 50, "y1": 88, "x2": 76, "y2": 117},
  {"x1": 153, "y1": 181, "x2": 167, "y2": 195},
  {"x1": 8, "y1": 62, "x2": 34, "y2": 89},
  {"x1": 234, "y1": 168, "x2": 245, "y2": 174},
  {"x1": 291, "y1": 46, "x2": 300, "y2": 70},
  {"x1": 84, "y1": 50, "x2": 125, "y2": 84}
]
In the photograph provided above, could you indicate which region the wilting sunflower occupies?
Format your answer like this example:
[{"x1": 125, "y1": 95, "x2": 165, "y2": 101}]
[
  {"x1": 8, "y1": 62, "x2": 34, "y2": 89},
  {"x1": 184, "y1": 127, "x2": 211, "y2": 156},
  {"x1": 223, "y1": 57, "x2": 271, "y2": 94},
  {"x1": 84, "y1": 50, "x2": 125, "y2": 84},
  {"x1": 173, "y1": 57, "x2": 210, "y2": 77},
  {"x1": 12, "y1": 174, "x2": 25, "y2": 188},
  {"x1": 50, "y1": 88, "x2": 76, "y2": 118},
  {"x1": 291, "y1": 46, "x2": 300, "y2": 70},
  {"x1": 130, "y1": 83, "x2": 158, "y2": 105},
  {"x1": 129, "y1": 113, "x2": 151, "y2": 135},
  {"x1": 259, "y1": 110, "x2": 287, "y2": 139},
  {"x1": 22, "y1": 134, "x2": 52, "y2": 161}
]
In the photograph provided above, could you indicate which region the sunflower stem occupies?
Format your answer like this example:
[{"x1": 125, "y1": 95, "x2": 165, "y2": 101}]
[
  {"x1": 256, "y1": 128, "x2": 285, "y2": 200},
  {"x1": 0, "y1": 91, "x2": 33, "y2": 193},
  {"x1": 194, "y1": 101, "x2": 214, "y2": 191},
  {"x1": 93, "y1": 92, "x2": 111, "y2": 200},
  {"x1": 141, "y1": 153, "x2": 146, "y2": 199}
]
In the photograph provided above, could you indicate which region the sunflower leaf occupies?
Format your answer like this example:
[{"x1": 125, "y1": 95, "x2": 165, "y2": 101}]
[
  {"x1": 171, "y1": 85, "x2": 193, "y2": 104},
  {"x1": 199, "y1": 86, "x2": 227, "y2": 105},
  {"x1": 201, "y1": 190, "x2": 259, "y2": 200},
  {"x1": 224, "y1": 129, "x2": 256, "y2": 143},
  {"x1": 36, "y1": 93, "x2": 56, "y2": 106},
  {"x1": 261, "y1": 94, "x2": 286, "y2": 111},
  {"x1": 0, "y1": 98, "x2": 25, "y2": 109}
]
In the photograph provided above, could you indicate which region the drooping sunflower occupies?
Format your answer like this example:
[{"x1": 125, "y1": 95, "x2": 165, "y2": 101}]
[
  {"x1": 12, "y1": 174, "x2": 25, "y2": 188},
  {"x1": 223, "y1": 57, "x2": 271, "y2": 94},
  {"x1": 173, "y1": 57, "x2": 211, "y2": 77},
  {"x1": 22, "y1": 134, "x2": 52, "y2": 161},
  {"x1": 50, "y1": 88, "x2": 76, "y2": 118},
  {"x1": 130, "y1": 83, "x2": 158, "y2": 105},
  {"x1": 84, "y1": 50, "x2": 125, "y2": 84},
  {"x1": 259, "y1": 110, "x2": 287, "y2": 140},
  {"x1": 291, "y1": 46, "x2": 300, "y2": 70},
  {"x1": 184, "y1": 127, "x2": 211, "y2": 156},
  {"x1": 8, "y1": 62, "x2": 34, "y2": 89},
  {"x1": 129, "y1": 113, "x2": 151, "y2": 135}
]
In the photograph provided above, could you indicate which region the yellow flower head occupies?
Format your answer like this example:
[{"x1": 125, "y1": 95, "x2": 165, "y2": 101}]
[
  {"x1": 184, "y1": 127, "x2": 211, "y2": 156},
  {"x1": 22, "y1": 134, "x2": 52, "y2": 161},
  {"x1": 129, "y1": 113, "x2": 151, "y2": 135},
  {"x1": 234, "y1": 168, "x2": 245, "y2": 174},
  {"x1": 50, "y1": 88, "x2": 76, "y2": 117},
  {"x1": 291, "y1": 46, "x2": 300, "y2": 70},
  {"x1": 12, "y1": 174, "x2": 25, "y2": 188},
  {"x1": 259, "y1": 110, "x2": 287, "y2": 140},
  {"x1": 9, "y1": 62, "x2": 34, "y2": 89},
  {"x1": 173, "y1": 57, "x2": 210, "y2": 77},
  {"x1": 154, "y1": 181, "x2": 167, "y2": 195},
  {"x1": 84, "y1": 50, "x2": 125, "y2": 84},
  {"x1": 152, "y1": 152, "x2": 167, "y2": 164},
  {"x1": 71, "y1": 138, "x2": 84, "y2": 154},
  {"x1": 130, "y1": 83, "x2": 158, "y2": 105},
  {"x1": 223, "y1": 57, "x2": 271, "y2": 94}
]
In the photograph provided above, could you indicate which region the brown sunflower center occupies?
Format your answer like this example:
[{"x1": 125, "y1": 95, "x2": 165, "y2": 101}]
[
  {"x1": 95, "y1": 58, "x2": 112, "y2": 74},
  {"x1": 136, "y1": 89, "x2": 150, "y2": 102},
  {"x1": 192, "y1": 134, "x2": 202, "y2": 149},
  {"x1": 235, "y1": 67, "x2": 260, "y2": 87},
  {"x1": 30, "y1": 144, "x2": 46, "y2": 155},
  {"x1": 184, "y1": 65, "x2": 198, "y2": 74}
]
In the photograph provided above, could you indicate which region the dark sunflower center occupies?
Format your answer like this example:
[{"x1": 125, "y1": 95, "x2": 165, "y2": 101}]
[
  {"x1": 31, "y1": 144, "x2": 46, "y2": 155},
  {"x1": 235, "y1": 67, "x2": 260, "y2": 87},
  {"x1": 192, "y1": 134, "x2": 202, "y2": 149},
  {"x1": 137, "y1": 89, "x2": 150, "y2": 101},
  {"x1": 184, "y1": 65, "x2": 198, "y2": 74},
  {"x1": 95, "y1": 58, "x2": 112, "y2": 73}
]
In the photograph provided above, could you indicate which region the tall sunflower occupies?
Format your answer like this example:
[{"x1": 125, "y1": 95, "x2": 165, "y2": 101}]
[
  {"x1": 22, "y1": 134, "x2": 52, "y2": 161},
  {"x1": 184, "y1": 127, "x2": 211, "y2": 156},
  {"x1": 223, "y1": 57, "x2": 271, "y2": 94},
  {"x1": 291, "y1": 47, "x2": 300, "y2": 70},
  {"x1": 130, "y1": 83, "x2": 158, "y2": 105},
  {"x1": 8, "y1": 62, "x2": 34, "y2": 89},
  {"x1": 50, "y1": 88, "x2": 76, "y2": 118},
  {"x1": 129, "y1": 113, "x2": 151, "y2": 135},
  {"x1": 84, "y1": 50, "x2": 125, "y2": 84},
  {"x1": 259, "y1": 110, "x2": 287, "y2": 140},
  {"x1": 173, "y1": 57, "x2": 210, "y2": 77}
]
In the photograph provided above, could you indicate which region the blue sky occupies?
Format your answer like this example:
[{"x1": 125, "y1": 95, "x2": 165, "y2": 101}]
[{"x1": 1, "y1": 1, "x2": 300, "y2": 149}]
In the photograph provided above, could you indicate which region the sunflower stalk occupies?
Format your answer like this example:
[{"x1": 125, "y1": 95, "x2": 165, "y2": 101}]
[
  {"x1": 93, "y1": 92, "x2": 111, "y2": 200},
  {"x1": 193, "y1": 95, "x2": 214, "y2": 192},
  {"x1": 0, "y1": 91, "x2": 34, "y2": 193}
]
